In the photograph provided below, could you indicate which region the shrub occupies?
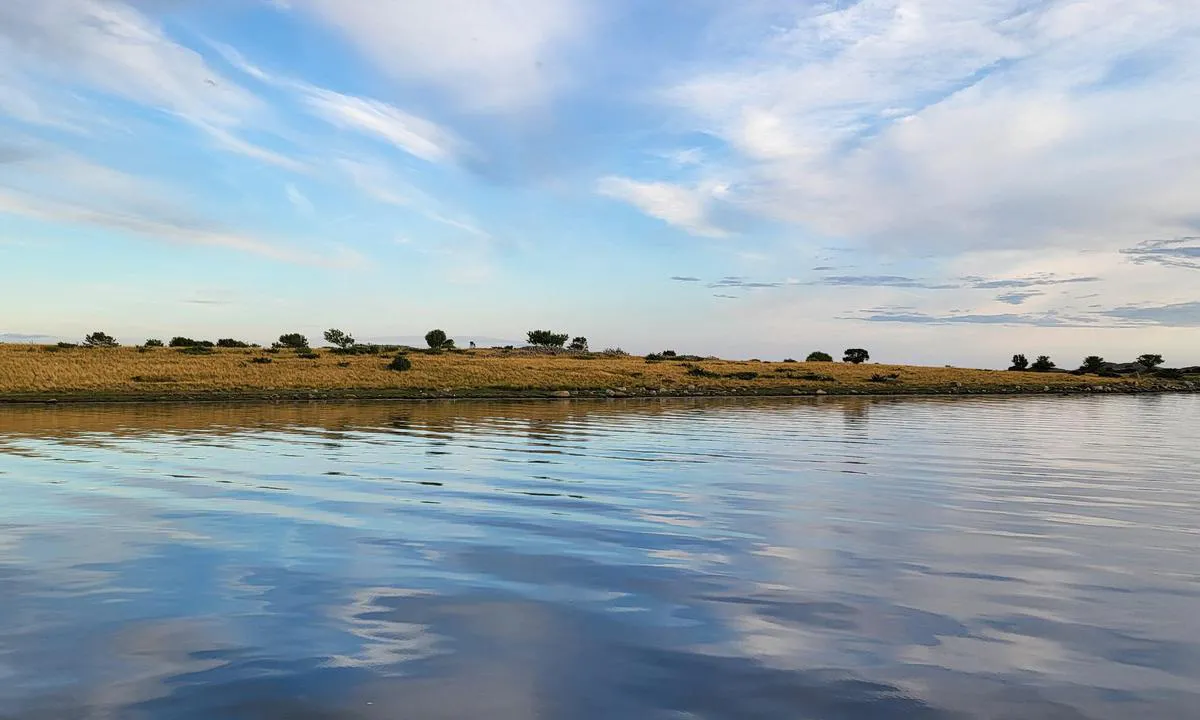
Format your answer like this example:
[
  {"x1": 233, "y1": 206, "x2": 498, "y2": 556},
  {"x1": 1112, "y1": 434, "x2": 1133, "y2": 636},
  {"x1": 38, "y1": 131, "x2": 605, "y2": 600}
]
[
  {"x1": 277, "y1": 333, "x2": 309, "y2": 350},
  {"x1": 216, "y1": 338, "x2": 250, "y2": 348},
  {"x1": 169, "y1": 337, "x2": 213, "y2": 348},
  {"x1": 297, "y1": 351, "x2": 319, "y2": 359},
  {"x1": 336, "y1": 361, "x2": 351, "y2": 368},
  {"x1": 1155, "y1": 368, "x2": 1184, "y2": 380},
  {"x1": 387, "y1": 354, "x2": 412, "y2": 372},
  {"x1": 324, "y1": 328, "x2": 355, "y2": 351},
  {"x1": 843, "y1": 348, "x2": 869, "y2": 364},
  {"x1": 527, "y1": 330, "x2": 568, "y2": 347},
  {"x1": 1009, "y1": 354, "x2": 1029, "y2": 371},
  {"x1": 83, "y1": 331, "x2": 118, "y2": 348},
  {"x1": 144, "y1": 338, "x2": 164, "y2": 348},
  {"x1": 568, "y1": 336, "x2": 589, "y2": 352},
  {"x1": 1079, "y1": 355, "x2": 1106, "y2": 374},
  {"x1": 782, "y1": 358, "x2": 797, "y2": 363},
  {"x1": 726, "y1": 371, "x2": 759, "y2": 380},
  {"x1": 685, "y1": 366, "x2": 720, "y2": 378},
  {"x1": 1030, "y1": 355, "x2": 1056, "y2": 372},
  {"x1": 425, "y1": 329, "x2": 449, "y2": 349},
  {"x1": 1136, "y1": 353, "x2": 1164, "y2": 371},
  {"x1": 645, "y1": 353, "x2": 666, "y2": 362},
  {"x1": 869, "y1": 372, "x2": 901, "y2": 383},
  {"x1": 178, "y1": 346, "x2": 214, "y2": 355},
  {"x1": 250, "y1": 356, "x2": 273, "y2": 364},
  {"x1": 806, "y1": 351, "x2": 833, "y2": 362},
  {"x1": 661, "y1": 350, "x2": 677, "y2": 357},
  {"x1": 799, "y1": 373, "x2": 836, "y2": 382}
]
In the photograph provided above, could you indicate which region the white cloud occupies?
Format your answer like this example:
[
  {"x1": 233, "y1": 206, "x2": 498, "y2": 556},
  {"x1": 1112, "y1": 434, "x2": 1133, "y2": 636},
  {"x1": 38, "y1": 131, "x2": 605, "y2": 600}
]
[
  {"x1": 597, "y1": 176, "x2": 731, "y2": 238},
  {"x1": 285, "y1": 183, "x2": 313, "y2": 215},
  {"x1": 664, "y1": 0, "x2": 1200, "y2": 253},
  {"x1": 336, "y1": 158, "x2": 489, "y2": 239},
  {"x1": 0, "y1": 0, "x2": 260, "y2": 127},
  {"x1": 290, "y1": 0, "x2": 588, "y2": 111},
  {"x1": 302, "y1": 87, "x2": 461, "y2": 164}
]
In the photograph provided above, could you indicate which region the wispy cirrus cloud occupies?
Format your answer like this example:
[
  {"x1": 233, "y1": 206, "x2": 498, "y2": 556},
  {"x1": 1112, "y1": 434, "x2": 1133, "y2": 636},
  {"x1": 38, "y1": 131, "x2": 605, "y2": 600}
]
[
  {"x1": 1121, "y1": 237, "x2": 1200, "y2": 270},
  {"x1": 597, "y1": 177, "x2": 732, "y2": 237}
]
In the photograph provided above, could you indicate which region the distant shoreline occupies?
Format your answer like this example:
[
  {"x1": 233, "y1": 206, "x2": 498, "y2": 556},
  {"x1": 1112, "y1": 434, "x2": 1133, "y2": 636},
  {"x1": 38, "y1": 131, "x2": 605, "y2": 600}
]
[{"x1": 1, "y1": 345, "x2": 1195, "y2": 404}]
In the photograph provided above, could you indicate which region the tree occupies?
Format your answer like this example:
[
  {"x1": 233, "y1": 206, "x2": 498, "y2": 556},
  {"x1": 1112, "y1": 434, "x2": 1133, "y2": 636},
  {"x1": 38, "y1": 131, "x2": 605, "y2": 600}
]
[
  {"x1": 277, "y1": 333, "x2": 309, "y2": 350},
  {"x1": 324, "y1": 328, "x2": 355, "y2": 350},
  {"x1": 216, "y1": 338, "x2": 250, "y2": 348},
  {"x1": 143, "y1": 339, "x2": 164, "y2": 348},
  {"x1": 83, "y1": 331, "x2": 117, "y2": 348},
  {"x1": 843, "y1": 348, "x2": 869, "y2": 364},
  {"x1": 1009, "y1": 354, "x2": 1029, "y2": 371},
  {"x1": 1031, "y1": 355, "x2": 1056, "y2": 372},
  {"x1": 568, "y1": 336, "x2": 589, "y2": 352},
  {"x1": 807, "y1": 351, "x2": 833, "y2": 362},
  {"x1": 1136, "y1": 354, "x2": 1164, "y2": 371},
  {"x1": 425, "y1": 329, "x2": 450, "y2": 350},
  {"x1": 527, "y1": 330, "x2": 569, "y2": 348},
  {"x1": 1079, "y1": 355, "x2": 1106, "y2": 374}
]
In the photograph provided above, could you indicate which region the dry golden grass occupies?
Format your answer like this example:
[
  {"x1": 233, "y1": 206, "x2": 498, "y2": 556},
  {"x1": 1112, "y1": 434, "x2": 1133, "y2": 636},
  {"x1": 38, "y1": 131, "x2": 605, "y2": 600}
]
[{"x1": 0, "y1": 344, "x2": 1151, "y2": 402}]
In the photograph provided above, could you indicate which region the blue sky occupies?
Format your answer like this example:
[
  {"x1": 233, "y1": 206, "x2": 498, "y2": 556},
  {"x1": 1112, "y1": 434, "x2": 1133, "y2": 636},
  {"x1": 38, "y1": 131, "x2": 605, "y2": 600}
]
[{"x1": 2, "y1": 0, "x2": 1199, "y2": 366}]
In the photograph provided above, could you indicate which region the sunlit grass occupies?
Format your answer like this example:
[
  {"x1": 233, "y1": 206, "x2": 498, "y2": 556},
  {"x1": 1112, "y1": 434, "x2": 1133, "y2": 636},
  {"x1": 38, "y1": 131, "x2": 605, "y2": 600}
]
[{"x1": 0, "y1": 345, "x2": 1148, "y2": 401}]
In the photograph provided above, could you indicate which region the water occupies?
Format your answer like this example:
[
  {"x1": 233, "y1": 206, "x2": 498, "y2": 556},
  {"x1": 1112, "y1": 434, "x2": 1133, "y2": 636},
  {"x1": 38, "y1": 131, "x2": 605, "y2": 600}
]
[{"x1": 0, "y1": 396, "x2": 1197, "y2": 719}]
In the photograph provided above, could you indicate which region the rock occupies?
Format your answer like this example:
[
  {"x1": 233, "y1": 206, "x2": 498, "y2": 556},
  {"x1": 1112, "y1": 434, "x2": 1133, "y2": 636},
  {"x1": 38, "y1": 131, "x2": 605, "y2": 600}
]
[
  {"x1": 1043, "y1": 386, "x2": 1051, "y2": 392},
  {"x1": 686, "y1": 384, "x2": 697, "y2": 391},
  {"x1": 616, "y1": 387, "x2": 627, "y2": 393},
  {"x1": 551, "y1": 390, "x2": 571, "y2": 398},
  {"x1": 815, "y1": 389, "x2": 828, "y2": 395},
  {"x1": 605, "y1": 388, "x2": 617, "y2": 397}
]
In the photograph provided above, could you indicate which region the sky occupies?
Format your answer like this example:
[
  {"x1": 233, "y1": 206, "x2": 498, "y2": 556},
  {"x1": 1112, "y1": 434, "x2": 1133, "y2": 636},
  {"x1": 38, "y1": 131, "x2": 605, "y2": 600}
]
[{"x1": 1, "y1": 0, "x2": 1198, "y2": 367}]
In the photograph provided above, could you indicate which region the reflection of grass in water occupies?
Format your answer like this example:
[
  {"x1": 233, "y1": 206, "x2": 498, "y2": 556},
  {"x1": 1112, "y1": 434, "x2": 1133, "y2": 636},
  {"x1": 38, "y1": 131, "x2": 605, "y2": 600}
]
[{"x1": 0, "y1": 344, "x2": 1147, "y2": 401}]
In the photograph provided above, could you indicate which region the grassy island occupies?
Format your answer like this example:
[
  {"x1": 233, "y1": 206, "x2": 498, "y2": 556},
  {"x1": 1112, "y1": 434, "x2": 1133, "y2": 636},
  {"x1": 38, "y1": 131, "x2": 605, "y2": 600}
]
[{"x1": 0, "y1": 344, "x2": 1195, "y2": 403}]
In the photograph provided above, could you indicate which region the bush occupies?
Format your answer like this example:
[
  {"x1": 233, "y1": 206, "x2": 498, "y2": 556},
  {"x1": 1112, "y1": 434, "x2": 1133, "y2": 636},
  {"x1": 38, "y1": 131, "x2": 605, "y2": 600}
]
[
  {"x1": 645, "y1": 353, "x2": 666, "y2": 362},
  {"x1": 425, "y1": 329, "x2": 449, "y2": 349},
  {"x1": 216, "y1": 338, "x2": 250, "y2": 348},
  {"x1": 843, "y1": 348, "x2": 869, "y2": 364},
  {"x1": 869, "y1": 372, "x2": 901, "y2": 383},
  {"x1": 1030, "y1": 355, "x2": 1056, "y2": 372},
  {"x1": 297, "y1": 352, "x2": 319, "y2": 359},
  {"x1": 1079, "y1": 355, "x2": 1106, "y2": 374},
  {"x1": 1155, "y1": 368, "x2": 1184, "y2": 379},
  {"x1": 250, "y1": 356, "x2": 273, "y2": 364},
  {"x1": 324, "y1": 328, "x2": 355, "y2": 350},
  {"x1": 661, "y1": 350, "x2": 677, "y2": 357},
  {"x1": 277, "y1": 333, "x2": 309, "y2": 350},
  {"x1": 568, "y1": 336, "x2": 589, "y2": 352},
  {"x1": 1009, "y1": 354, "x2": 1029, "y2": 371},
  {"x1": 1137, "y1": 353, "x2": 1164, "y2": 371},
  {"x1": 685, "y1": 366, "x2": 720, "y2": 378},
  {"x1": 178, "y1": 346, "x2": 214, "y2": 355},
  {"x1": 387, "y1": 354, "x2": 412, "y2": 372},
  {"x1": 83, "y1": 331, "x2": 118, "y2": 348},
  {"x1": 527, "y1": 330, "x2": 569, "y2": 348},
  {"x1": 56, "y1": 342, "x2": 78, "y2": 349},
  {"x1": 726, "y1": 371, "x2": 759, "y2": 380},
  {"x1": 806, "y1": 351, "x2": 833, "y2": 362},
  {"x1": 782, "y1": 358, "x2": 797, "y2": 363},
  {"x1": 169, "y1": 337, "x2": 213, "y2": 348},
  {"x1": 144, "y1": 338, "x2": 164, "y2": 348},
  {"x1": 601, "y1": 348, "x2": 628, "y2": 357}
]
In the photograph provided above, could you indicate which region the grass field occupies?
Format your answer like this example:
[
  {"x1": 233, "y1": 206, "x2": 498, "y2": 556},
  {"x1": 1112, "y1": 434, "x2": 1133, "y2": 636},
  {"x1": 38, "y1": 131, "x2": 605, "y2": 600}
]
[{"x1": 0, "y1": 344, "x2": 1193, "y2": 403}]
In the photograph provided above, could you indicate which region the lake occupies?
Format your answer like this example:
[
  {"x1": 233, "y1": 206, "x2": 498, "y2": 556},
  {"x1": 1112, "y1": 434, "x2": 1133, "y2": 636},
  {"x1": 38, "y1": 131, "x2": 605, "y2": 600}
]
[{"x1": 0, "y1": 396, "x2": 1197, "y2": 719}]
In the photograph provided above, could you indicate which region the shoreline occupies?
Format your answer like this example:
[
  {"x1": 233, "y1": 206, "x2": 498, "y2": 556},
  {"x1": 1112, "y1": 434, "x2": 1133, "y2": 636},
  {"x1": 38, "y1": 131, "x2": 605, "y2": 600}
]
[{"x1": 2, "y1": 383, "x2": 1196, "y2": 405}]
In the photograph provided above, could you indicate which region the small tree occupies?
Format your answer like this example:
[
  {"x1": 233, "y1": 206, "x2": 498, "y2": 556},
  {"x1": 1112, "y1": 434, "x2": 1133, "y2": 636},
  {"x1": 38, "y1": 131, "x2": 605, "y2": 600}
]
[
  {"x1": 277, "y1": 333, "x2": 309, "y2": 350},
  {"x1": 1136, "y1": 354, "x2": 1164, "y2": 371},
  {"x1": 143, "y1": 338, "x2": 164, "y2": 348},
  {"x1": 527, "y1": 330, "x2": 569, "y2": 348},
  {"x1": 1080, "y1": 356, "x2": 1106, "y2": 374},
  {"x1": 83, "y1": 331, "x2": 118, "y2": 348},
  {"x1": 324, "y1": 328, "x2": 355, "y2": 350},
  {"x1": 1009, "y1": 354, "x2": 1029, "y2": 371},
  {"x1": 843, "y1": 348, "x2": 869, "y2": 364},
  {"x1": 1031, "y1": 355, "x2": 1056, "y2": 372},
  {"x1": 807, "y1": 351, "x2": 833, "y2": 362},
  {"x1": 425, "y1": 329, "x2": 447, "y2": 349},
  {"x1": 568, "y1": 336, "x2": 589, "y2": 352},
  {"x1": 216, "y1": 338, "x2": 250, "y2": 348}
]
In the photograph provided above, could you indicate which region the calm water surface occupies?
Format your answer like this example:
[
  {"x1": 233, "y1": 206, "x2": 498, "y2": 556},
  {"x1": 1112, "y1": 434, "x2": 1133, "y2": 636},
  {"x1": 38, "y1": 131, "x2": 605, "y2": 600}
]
[{"x1": 0, "y1": 396, "x2": 1197, "y2": 719}]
